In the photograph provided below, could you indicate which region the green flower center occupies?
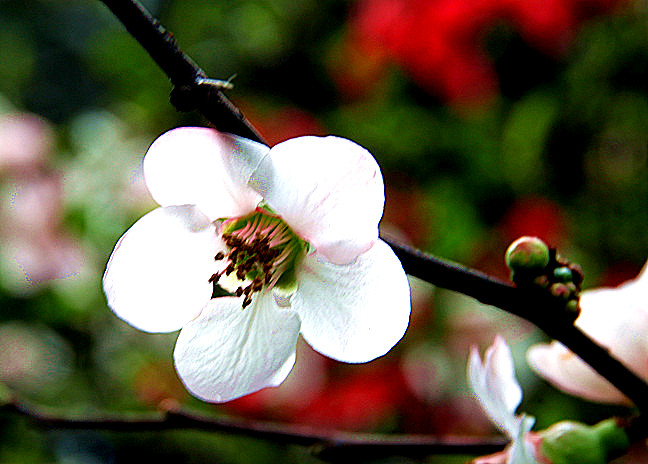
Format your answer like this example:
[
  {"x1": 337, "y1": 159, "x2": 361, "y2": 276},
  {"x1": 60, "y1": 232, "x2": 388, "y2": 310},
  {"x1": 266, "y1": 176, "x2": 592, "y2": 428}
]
[{"x1": 208, "y1": 206, "x2": 308, "y2": 308}]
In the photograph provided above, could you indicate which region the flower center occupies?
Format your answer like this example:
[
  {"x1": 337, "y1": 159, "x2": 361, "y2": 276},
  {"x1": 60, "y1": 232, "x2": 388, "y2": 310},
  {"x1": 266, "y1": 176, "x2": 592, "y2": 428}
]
[{"x1": 208, "y1": 206, "x2": 308, "y2": 308}]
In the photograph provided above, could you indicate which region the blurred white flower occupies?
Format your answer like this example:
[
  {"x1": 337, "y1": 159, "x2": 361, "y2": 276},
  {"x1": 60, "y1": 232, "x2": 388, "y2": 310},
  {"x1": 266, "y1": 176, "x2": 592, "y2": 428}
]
[
  {"x1": 0, "y1": 321, "x2": 73, "y2": 396},
  {"x1": 0, "y1": 173, "x2": 84, "y2": 295},
  {"x1": 0, "y1": 112, "x2": 52, "y2": 174},
  {"x1": 103, "y1": 127, "x2": 411, "y2": 402},
  {"x1": 527, "y1": 262, "x2": 648, "y2": 404},
  {"x1": 469, "y1": 336, "x2": 536, "y2": 464}
]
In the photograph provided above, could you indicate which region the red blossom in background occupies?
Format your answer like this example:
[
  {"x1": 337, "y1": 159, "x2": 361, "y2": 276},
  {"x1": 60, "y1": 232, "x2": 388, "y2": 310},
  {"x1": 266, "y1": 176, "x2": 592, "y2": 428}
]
[
  {"x1": 241, "y1": 105, "x2": 326, "y2": 146},
  {"x1": 347, "y1": 0, "x2": 626, "y2": 106},
  {"x1": 293, "y1": 363, "x2": 412, "y2": 431},
  {"x1": 500, "y1": 196, "x2": 567, "y2": 247}
]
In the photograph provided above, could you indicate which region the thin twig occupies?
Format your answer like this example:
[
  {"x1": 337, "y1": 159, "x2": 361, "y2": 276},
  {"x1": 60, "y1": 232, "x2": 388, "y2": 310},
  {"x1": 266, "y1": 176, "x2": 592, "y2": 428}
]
[
  {"x1": 2, "y1": 398, "x2": 507, "y2": 460},
  {"x1": 99, "y1": 0, "x2": 264, "y2": 142},
  {"x1": 385, "y1": 238, "x2": 648, "y2": 411}
]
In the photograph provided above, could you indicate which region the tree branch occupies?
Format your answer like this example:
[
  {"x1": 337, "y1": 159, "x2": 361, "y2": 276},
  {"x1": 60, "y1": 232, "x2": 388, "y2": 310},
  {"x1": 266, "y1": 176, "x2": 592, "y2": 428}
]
[
  {"x1": 385, "y1": 238, "x2": 648, "y2": 412},
  {"x1": 93, "y1": 0, "x2": 648, "y2": 440},
  {"x1": 99, "y1": 0, "x2": 264, "y2": 142},
  {"x1": 2, "y1": 397, "x2": 506, "y2": 460}
]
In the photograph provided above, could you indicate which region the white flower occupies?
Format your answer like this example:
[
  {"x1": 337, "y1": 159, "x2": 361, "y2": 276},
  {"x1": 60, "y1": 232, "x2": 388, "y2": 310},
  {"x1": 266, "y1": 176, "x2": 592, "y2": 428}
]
[
  {"x1": 527, "y1": 262, "x2": 648, "y2": 404},
  {"x1": 469, "y1": 336, "x2": 536, "y2": 464},
  {"x1": 103, "y1": 127, "x2": 411, "y2": 402}
]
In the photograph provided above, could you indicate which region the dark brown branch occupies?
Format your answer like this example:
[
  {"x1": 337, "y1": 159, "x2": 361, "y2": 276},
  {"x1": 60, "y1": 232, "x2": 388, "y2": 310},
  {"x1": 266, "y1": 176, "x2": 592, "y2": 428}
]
[
  {"x1": 384, "y1": 237, "x2": 648, "y2": 412},
  {"x1": 2, "y1": 398, "x2": 506, "y2": 460},
  {"x1": 96, "y1": 0, "x2": 648, "y2": 439},
  {"x1": 99, "y1": 0, "x2": 264, "y2": 142}
]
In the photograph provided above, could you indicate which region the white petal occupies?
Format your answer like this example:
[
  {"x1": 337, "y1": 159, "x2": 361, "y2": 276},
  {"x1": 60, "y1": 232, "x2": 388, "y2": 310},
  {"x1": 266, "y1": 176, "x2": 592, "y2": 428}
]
[
  {"x1": 507, "y1": 415, "x2": 536, "y2": 464},
  {"x1": 173, "y1": 295, "x2": 301, "y2": 403},
  {"x1": 143, "y1": 127, "x2": 266, "y2": 221},
  {"x1": 468, "y1": 336, "x2": 524, "y2": 438},
  {"x1": 251, "y1": 136, "x2": 385, "y2": 264},
  {"x1": 294, "y1": 240, "x2": 410, "y2": 363},
  {"x1": 103, "y1": 205, "x2": 219, "y2": 333},
  {"x1": 526, "y1": 341, "x2": 629, "y2": 404},
  {"x1": 526, "y1": 268, "x2": 648, "y2": 405}
]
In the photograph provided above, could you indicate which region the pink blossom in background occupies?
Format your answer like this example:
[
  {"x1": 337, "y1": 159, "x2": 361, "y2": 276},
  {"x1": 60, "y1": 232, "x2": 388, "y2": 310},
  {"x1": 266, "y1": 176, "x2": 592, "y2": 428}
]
[
  {"x1": 0, "y1": 114, "x2": 85, "y2": 294},
  {"x1": 0, "y1": 113, "x2": 52, "y2": 174}
]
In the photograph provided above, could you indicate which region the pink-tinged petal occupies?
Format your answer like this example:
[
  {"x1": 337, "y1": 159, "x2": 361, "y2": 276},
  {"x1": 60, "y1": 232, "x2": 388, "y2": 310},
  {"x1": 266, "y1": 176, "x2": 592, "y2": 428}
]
[
  {"x1": 468, "y1": 336, "x2": 525, "y2": 438},
  {"x1": 173, "y1": 294, "x2": 301, "y2": 403},
  {"x1": 526, "y1": 342, "x2": 628, "y2": 404},
  {"x1": 143, "y1": 127, "x2": 266, "y2": 221},
  {"x1": 103, "y1": 205, "x2": 219, "y2": 333},
  {"x1": 527, "y1": 263, "x2": 648, "y2": 405},
  {"x1": 294, "y1": 240, "x2": 410, "y2": 363},
  {"x1": 251, "y1": 136, "x2": 385, "y2": 264}
]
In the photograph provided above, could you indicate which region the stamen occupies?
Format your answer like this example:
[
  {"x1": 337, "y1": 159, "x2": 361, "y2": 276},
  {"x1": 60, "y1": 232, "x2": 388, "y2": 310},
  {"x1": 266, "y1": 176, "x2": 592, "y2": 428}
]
[{"x1": 212, "y1": 208, "x2": 307, "y2": 309}]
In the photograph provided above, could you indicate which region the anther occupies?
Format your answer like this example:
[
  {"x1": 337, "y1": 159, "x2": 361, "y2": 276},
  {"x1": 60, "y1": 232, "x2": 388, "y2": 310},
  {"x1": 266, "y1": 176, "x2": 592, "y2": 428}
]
[
  {"x1": 214, "y1": 251, "x2": 225, "y2": 261},
  {"x1": 208, "y1": 273, "x2": 220, "y2": 283}
]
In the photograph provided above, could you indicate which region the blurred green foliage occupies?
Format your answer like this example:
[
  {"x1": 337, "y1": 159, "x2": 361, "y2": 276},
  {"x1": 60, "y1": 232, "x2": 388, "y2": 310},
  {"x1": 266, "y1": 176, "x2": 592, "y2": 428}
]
[{"x1": 0, "y1": 0, "x2": 647, "y2": 462}]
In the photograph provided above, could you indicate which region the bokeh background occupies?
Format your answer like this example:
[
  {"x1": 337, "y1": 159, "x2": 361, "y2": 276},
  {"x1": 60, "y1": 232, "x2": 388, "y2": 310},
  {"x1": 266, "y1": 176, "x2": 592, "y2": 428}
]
[{"x1": 1, "y1": 0, "x2": 647, "y2": 462}]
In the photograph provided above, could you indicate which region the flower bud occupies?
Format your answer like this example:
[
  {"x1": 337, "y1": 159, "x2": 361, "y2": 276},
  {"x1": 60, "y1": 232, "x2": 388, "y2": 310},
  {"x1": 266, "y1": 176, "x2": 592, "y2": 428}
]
[
  {"x1": 505, "y1": 236, "x2": 550, "y2": 274},
  {"x1": 565, "y1": 299, "x2": 580, "y2": 317},
  {"x1": 549, "y1": 283, "x2": 571, "y2": 300},
  {"x1": 553, "y1": 266, "x2": 573, "y2": 283},
  {"x1": 539, "y1": 419, "x2": 629, "y2": 464}
]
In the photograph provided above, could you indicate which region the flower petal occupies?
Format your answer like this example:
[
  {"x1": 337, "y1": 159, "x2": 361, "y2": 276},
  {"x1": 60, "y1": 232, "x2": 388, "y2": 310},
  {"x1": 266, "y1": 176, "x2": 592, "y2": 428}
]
[
  {"x1": 526, "y1": 341, "x2": 629, "y2": 404},
  {"x1": 468, "y1": 336, "x2": 524, "y2": 438},
  {"x1": 294, "y1": 240, "x2": 410, "y2": 363},
  {"x1": 173, "y1": 295, "x2": 301, "y2": 402},
  {"x1": 103, "y1": 205, "x2": 219, "y2": 333},
  {"x1": 526, "y1": 266, "x2": 648, "y2": 405},
  {"x1": 143, "y1": 127, "x2": 266, "y2": 220},
  {"x1": 507, "y1": 415, "x2": 536, "y2": 464},
  {"x1": 251, "y1": 136, "x2": 385, "y2": 264}
]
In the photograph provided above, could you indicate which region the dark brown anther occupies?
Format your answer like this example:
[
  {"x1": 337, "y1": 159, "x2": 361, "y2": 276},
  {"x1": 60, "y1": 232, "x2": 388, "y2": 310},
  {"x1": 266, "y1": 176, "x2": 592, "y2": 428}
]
[
  {"x1": 225, "y1": 263, "x2": 235, "y2": 275},
  {"x1": 242, "y1": 296, "x2": 252, "y2": 308},
  {"x1": 214, "y1": 251, "x2": 225, "y2": 261},
  {"x1": 208, "y1": 273, "x2": 220, "y2": 283},
  {"x1": 235, "y1": 287, "x2": 244, "y2": 297},
  {"x1": 236, "y1": 268, "x2": 246, "y2": 280}
]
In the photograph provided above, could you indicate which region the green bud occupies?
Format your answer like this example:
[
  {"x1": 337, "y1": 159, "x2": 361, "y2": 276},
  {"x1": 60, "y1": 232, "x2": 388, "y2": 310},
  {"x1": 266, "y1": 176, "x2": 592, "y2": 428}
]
[
  {"x1": 553, "y1": 266, "x2": 573, "y2": 283},
  {"x1": 505, "y1": 236, "x2": 550, "y2": 273},
  {"x1": 540, "y1": 419, "x2": 629, "y2": 464},
  {"x1": 550, "y1": 283, "x2": 571, "y2": 300},
  {"x1": 565, "y1": 299, "x2": 580, "y2": 317}
]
